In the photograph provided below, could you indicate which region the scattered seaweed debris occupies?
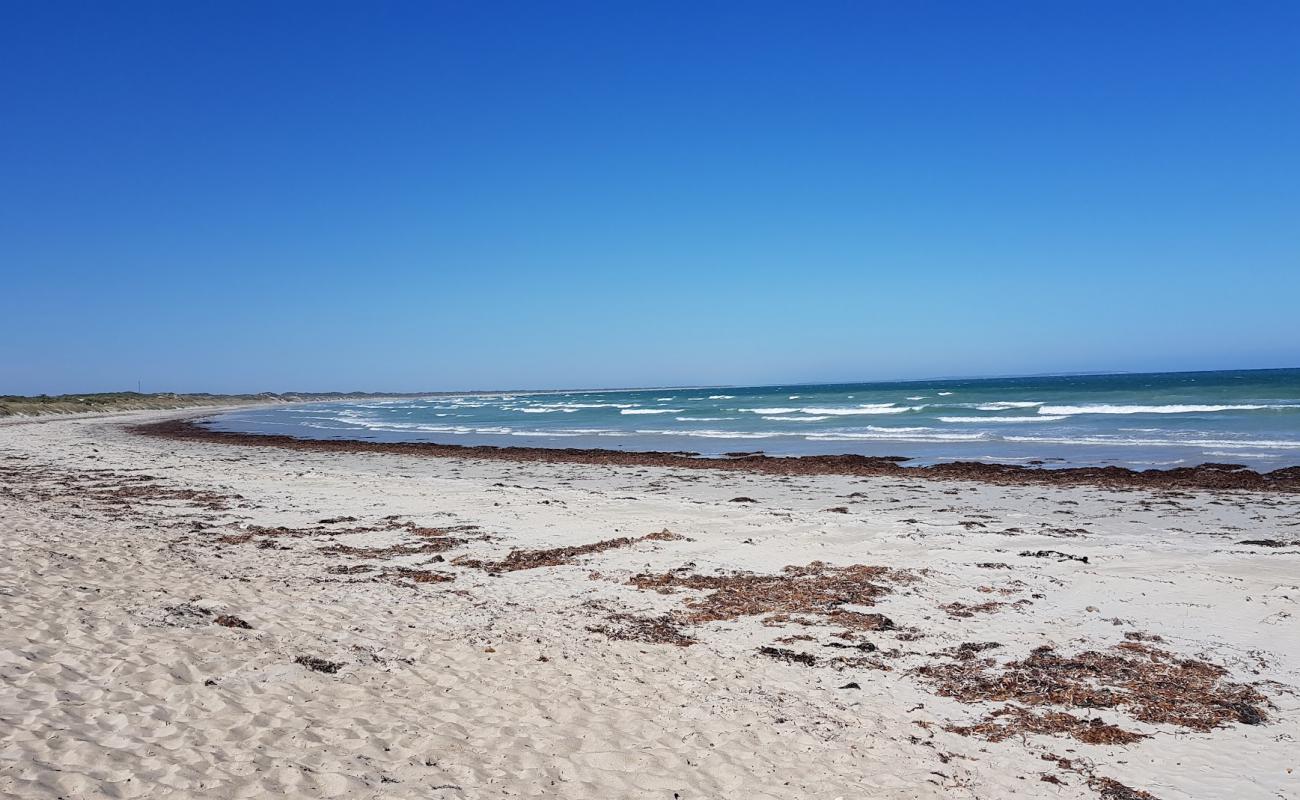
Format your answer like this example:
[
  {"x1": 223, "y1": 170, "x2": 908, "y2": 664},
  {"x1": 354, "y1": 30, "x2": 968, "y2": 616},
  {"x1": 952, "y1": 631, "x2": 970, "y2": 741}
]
[
  {"x1": 757, "y1": 645, "x2": 889, "y2": 672},
  {"x1": 321, "y1": 540, "x2": 464, "y2": 559},
  {"x1": 823, "y1": 506, "x2": 850, "y2": 514},
  {"x1": 629, "y1": 562, "x2": 915, "y2": 633},
  {"x1": 378, "y1": 567, "x2": 454, "y2": 584},
  {"x1": 215, "y1": 518, "x2": 477, "y2": 558},
  {"x1": 91, "y1": 481, "x2": 240, "y2": 512},
  {"x1": 1019, "y1": 550, "x2": 1089, "y2": 564},
  {"x1": 1038, "y1": 756, "x2": 1163, "y2": 800},
  {"x1": 918, "y1": 642, "x2": 1268, "y2": 734},
  {"x1": 823, "y1": 640, "x2": 877, "y2": 652},
  {"x1": 141, "y1": 418, "x2": 1300, "y2": 492},
  {"x1": 213, "y1": 614, "x2": 252, "y2": 629},
  {"x1": 942, "y1": 601, "x2": 1009, "y2": 618},
  {"x1": 457, "y1": 529, "x2": 686, "y2": 572},
  {"x1": 1123, "y1": 631, "x2": 1164, "y2": 643},
  {"x1": 162, "y1": 603, "x2": 212, "y2": 626},
  {"x1": 946, "y1": 706, "x2": 1146, "y2": 745},
  {"x1": 1238, "y1": 539, "x2": 1293, "y2": 548},
  {"x1": 758, "y1": 646, "x2": 818, "y2": 666},
  {"x1": 764, "y1": 610, "x2": 898, "y2": 634},
  {"x1": 295, "y1": 655, "x2": 344, "y2": 674},
  {"x1": 729, "y1": 496, "x2": 758, "y2": 503},
  {"x1": 326, "y1": 564, "x2": 374, "y2": 575},
  {"x1": 1089, "y1": 777, "x2": 1161, "y2": 799},
  {"x1": 588, "y1": 613, "x2": 697, "y2": 647},
  {"x1": 937, "y1": 642, "x2": 1003, "y2": 660}
]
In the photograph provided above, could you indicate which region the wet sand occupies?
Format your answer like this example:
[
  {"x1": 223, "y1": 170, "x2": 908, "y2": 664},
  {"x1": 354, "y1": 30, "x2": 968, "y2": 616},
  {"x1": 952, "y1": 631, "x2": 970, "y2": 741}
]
[{"x1": 2, "y1": 408, "x2": 1298, "y2": 799}]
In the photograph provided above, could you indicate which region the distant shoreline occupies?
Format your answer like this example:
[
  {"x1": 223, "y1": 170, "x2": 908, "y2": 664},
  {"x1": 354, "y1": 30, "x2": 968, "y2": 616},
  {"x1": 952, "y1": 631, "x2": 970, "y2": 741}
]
[
  {"x1": 136, "y1": 417, "x2": 1300, "y2": 493},
  {"x1": 0, "y1": 392, "x2": 431, "y2": 418},
  {"x1": 10, "y1": 364, "x2": 1298, "y2": 415}
]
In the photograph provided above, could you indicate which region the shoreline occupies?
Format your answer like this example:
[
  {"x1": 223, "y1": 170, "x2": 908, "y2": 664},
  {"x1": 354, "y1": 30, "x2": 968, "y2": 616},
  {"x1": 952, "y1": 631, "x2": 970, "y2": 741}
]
[
  {"x1": 2, "y1": 409, "x2": 1297, "y2": 798},
  {"x1": 137, "y1": 417, "x2": 1300, "y2": 492}
]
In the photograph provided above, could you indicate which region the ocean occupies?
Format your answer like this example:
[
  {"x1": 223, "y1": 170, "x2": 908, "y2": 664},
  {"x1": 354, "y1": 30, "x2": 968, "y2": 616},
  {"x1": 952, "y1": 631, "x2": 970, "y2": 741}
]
[{"x1": 205, "y1": 368, "x2": 1300, "y2": 470}]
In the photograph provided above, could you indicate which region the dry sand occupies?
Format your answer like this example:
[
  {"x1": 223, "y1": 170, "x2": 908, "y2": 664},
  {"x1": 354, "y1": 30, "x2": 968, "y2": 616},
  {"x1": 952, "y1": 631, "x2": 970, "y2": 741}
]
[{"x1": 1, "y1": 409, "x2": 1297, "y2": 799}]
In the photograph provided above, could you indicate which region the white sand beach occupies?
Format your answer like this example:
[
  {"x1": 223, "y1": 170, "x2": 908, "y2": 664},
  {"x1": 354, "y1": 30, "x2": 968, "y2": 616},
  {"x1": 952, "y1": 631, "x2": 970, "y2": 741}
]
[{"x1": 2, "y1": 409, "x2": 1297, "y2": 799}]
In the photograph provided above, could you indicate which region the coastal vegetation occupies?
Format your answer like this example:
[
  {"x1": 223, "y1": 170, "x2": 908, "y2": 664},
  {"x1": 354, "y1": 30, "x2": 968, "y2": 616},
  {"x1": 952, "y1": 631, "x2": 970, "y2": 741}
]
[{"x1": 0, "y1": 391, "x2": 414, "y2": 417}]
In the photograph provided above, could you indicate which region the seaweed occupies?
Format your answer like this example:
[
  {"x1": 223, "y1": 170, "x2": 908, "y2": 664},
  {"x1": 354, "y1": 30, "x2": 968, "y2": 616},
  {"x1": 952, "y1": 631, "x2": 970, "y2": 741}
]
[
  {"x1": 457, "y1": 529, "x2": 684, "y2": 572},
  {"x1": 919, "y1": 642, "x2": 1267, "y2": 733}
]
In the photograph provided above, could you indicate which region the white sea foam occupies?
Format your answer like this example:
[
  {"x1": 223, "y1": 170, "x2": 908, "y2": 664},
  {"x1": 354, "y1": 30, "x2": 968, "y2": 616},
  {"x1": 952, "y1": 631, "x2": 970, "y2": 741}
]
[
  {"x1": 760, "y1": 415, "x2": 831, "y2": 422},
  {"x1": 1004, "y1": 434, "x2": 1300, "y2": 449},
  {"x1": 527, "y1": 402, "x2": 634, "y2": 410},
  {"x1": 799, "y1": 405, "x2": 913, "y2": 416},
  {"x1": 938, "y1": 391, "x2": 954, "y2": 396},
  {"x1": 939, "y1": 416, "x2": 1068, "y2": 423},
  {"x1": 806, "y1": 430, "x2": 987, "y2": 442},
  {"x1": 906, "y1": 396, "x2": 925, "y2": 401},
  {"x1": 635, "y1": 429, "x2": 788, "y2": 439},
  {"x1": 1204, "y1": 451, "x2": 1279, "y2": 459},
  {"x1": 331, "y1": 420, "x2": 517, "y2": 435},
  {"x1": 744, "y1": 404, "x2": 913, "y2": 416},
  {"x1": 708, "y1": 395, "x2": 735, "y2": 399},
  {"x1": 621, "y1": 408, "x2": 684, "y2": 415},
  {"x1": 975, "y1": 401, "x2": 1044, "y2": 411},
  {"x1": 1038, "y1": 404, "x2": 1280, "y2": 415},
  {"x1": 675, "y1": 416, "x2": 738, "y2": 422}
]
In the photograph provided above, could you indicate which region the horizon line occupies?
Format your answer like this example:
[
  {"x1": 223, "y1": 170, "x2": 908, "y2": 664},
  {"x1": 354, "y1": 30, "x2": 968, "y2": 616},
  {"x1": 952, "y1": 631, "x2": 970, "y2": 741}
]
[{"x1": 11, "y1": 364, "x2": 1299, "y2": 400}]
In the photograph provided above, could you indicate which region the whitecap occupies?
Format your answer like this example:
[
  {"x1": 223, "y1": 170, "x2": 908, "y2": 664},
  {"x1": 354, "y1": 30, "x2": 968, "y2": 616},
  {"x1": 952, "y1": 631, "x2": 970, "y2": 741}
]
[
  {"x1": 744, "y1": 404, "x2": 913, "y2": 416},
  {"x1": 939, "y1": 416, "x2": 1068, "y2": 423},
  {"x1": 799, "y1": 405, "x2": 913, "y2": 416},
  {"x1": 635, "y1": 429, "x2": 787, "y2": 439},
  {"x1": 975, "y1": 401, "x2": 1044, "y2": 411},
  {"x1": 622, "y1": 408, "x2": 685, "y2": 415},
  {"x1": 1004, "y1": 434, "x2": 1300, "y2": 449},
  {"x1": 1038, "y1": 404, "x2": 1283, "y2": 415},
  {"x1": 806, "y1": 430, "x2": 987, "y2": 442}
]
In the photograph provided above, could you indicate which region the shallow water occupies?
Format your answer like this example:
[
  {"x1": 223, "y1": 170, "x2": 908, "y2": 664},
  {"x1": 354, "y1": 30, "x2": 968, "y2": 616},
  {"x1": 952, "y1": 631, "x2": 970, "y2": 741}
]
[{"x1": 207, "y1": 369, "x2": 1300, "y2": 470}]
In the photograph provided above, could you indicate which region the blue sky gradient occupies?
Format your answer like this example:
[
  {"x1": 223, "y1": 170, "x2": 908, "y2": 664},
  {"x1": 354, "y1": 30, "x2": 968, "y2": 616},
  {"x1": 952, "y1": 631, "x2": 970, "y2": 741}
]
[{"x1": 3, "y1": 1, "x2": 1298, "y2": 393}]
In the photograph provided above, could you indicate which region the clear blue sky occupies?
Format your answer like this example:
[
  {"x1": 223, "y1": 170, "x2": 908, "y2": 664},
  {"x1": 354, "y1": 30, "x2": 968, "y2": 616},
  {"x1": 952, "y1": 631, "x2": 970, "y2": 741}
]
[{"x1": 3, "y1": 1, "x2": 1298, "y2": 394}]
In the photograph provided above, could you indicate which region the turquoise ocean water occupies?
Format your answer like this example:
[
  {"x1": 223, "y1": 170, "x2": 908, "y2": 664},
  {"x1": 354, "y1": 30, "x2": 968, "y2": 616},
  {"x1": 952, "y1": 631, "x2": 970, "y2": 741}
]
[{"x1": 207, "y1": 369, "x2": 1300, "y2": 470}]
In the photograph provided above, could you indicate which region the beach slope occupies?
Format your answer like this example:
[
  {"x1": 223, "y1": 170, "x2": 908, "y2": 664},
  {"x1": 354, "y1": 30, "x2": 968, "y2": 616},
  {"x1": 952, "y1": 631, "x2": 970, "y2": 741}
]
[{"x1": 1, "y1": 410, "x2": 1297, "y2": 798}]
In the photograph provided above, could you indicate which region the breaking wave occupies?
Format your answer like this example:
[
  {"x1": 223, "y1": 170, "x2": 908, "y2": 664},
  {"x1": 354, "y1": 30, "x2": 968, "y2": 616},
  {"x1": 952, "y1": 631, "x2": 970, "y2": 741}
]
[{"x1": 1038, "y1": 404, "x2": 1286, "y2": 415}]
